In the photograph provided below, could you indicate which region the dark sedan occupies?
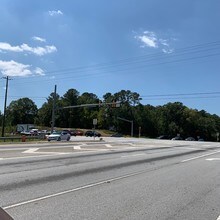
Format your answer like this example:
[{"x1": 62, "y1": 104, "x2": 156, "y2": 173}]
[{"x1": 85, "y1": 130, "x2": 101, "y2": 137}]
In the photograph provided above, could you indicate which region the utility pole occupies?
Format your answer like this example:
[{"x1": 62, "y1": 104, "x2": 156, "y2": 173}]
[
  {"x1": 51, "y1": 85, "x2": 57, "y2": 133},
  {"x1": 2, "y1": 76, "x2": 11, "y2": 137}
]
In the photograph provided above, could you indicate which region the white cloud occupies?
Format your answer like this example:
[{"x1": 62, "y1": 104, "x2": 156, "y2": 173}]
[
  {"x1": 159, "y1": 39, "x2": 169, "y2": 47},
  {"x1": 0, "y1": 60, "x2": 45, "y2": 77},
  {"x1": 136, "y1": 31, "x2": 158, "y2": 48},
  {"x1": 34, "y1": 67, "x2": 45, "y2": 76},
  {"x1": 0, "y1": 42, "x2": 57, "y2": 56},
  {"x1": 32, "y1": 36, "x2": 46, "y2": 43},
  {"x1": 48, "y1": 10, "x2": 63, "y2": 16},
  {"x1": 135, "y1": 30, "x2": 175, "y2": 54}
]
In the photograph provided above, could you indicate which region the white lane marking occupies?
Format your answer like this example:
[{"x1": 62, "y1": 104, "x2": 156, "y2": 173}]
[
  {"x1": 23, "y1": 148, "x2": 68, "y2": 155},
  {"x1": 181, "y1": 150, "x2": 220, "y2": 163},
  {"x1": 3, "y1": 169, "x2": 147, "y2": 210},
  {"x1": 217, "y1": 215, "x2": 220, "y2": 220},
  {"x1": 206, "y1": 158, "x2": 220, "y2": 161},
  {"x1": 23, "y1": 148, "x2": 39, "y2": 153},
  {"x1": 105, "y1": 144, "x2": 112, "y2": 148},
  {"x1": 0, "y1": 154, "x2": 62, "y2": 161},
  {"x1": 73, "y1": 146, "x2": 81, "y2": 150},
  {"x1": 0, "y1": 149, "x2": 110, "y2": 161},
  {"x1": 121, "y1": 153, "x2": 146, "y2": 158},
  {"x1": 175, "y1": 147, "x2": 204, "y2": 150}
]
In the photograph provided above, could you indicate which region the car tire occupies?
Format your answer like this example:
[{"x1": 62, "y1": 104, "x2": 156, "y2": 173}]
[
  {"x1": 67, "y1": 137, "x2": 70, "y2": 141},
  {"x1": 57, "y1": 137, "x2": 61, "y2": 141}
]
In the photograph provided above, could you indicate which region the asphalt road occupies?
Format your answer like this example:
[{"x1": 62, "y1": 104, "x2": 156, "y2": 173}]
[{"x1": 0, "y1": 137, "x2": 220, "y2": 220}]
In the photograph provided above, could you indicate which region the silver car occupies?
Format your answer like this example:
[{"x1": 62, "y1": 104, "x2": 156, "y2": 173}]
[{"x1": 47, "y1": 131, "x2": 71, "y2": 141}]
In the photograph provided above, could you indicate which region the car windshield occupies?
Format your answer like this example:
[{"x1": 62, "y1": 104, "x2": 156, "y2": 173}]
[
  {"x1": 1, "y1": 1, "x2": 220, "y2": 220},
  {"x1": 51, "y1": 132, "x2": 61, "y2": 135}
]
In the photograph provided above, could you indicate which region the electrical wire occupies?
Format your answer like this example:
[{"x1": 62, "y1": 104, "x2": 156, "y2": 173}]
[{"x1": 11, "y1": 40, "x2": 220, "y2": 85}]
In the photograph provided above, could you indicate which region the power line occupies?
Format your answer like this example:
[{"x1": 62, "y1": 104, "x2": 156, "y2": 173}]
[
  {"x1": 12, "y1": 51, "x2": 220, "y2": 85},
  {"x1": 12, "y1": 41, "x2": 220, "y2": 85},
  {"x1": 141, "y1": 91, "x2": 220, "y2": 97}
]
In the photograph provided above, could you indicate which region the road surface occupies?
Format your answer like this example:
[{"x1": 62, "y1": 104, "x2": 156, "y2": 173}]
[{"x1": 0, "y1": 137, "x2": 220, "y2": 219}]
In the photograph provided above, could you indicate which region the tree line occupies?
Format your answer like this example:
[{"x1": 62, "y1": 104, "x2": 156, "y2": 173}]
[{"x1": 2, "y1": 88, "x2": 220, "y2": 141}]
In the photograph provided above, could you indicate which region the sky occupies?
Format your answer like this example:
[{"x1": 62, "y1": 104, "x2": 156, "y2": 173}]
[{"x1": 0, "y1": 0, "x2": 220, "y2": 115}]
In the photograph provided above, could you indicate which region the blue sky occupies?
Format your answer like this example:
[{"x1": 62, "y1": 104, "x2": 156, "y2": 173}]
[{"x1": 0, "y1": 0, "x2": 220, "y2": 115}]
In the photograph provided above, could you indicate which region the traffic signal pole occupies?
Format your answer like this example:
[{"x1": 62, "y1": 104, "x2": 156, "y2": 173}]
[{"x1": 117, "y1": 117, "x2": 134, "y2": 137}]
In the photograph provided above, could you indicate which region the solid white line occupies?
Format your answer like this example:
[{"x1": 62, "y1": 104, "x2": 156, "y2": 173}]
[
  {"x1": 3, "y1": 170, "x2": 147, "y2": 210},
  {"x1": 217, "y1": 215, "x2": 220, "y2": 220},
  {"x1": 23, "y1": 148, "x2": 39, "y2": 153},
  {"x1": 181, "y1": 150, "x2": 220, "y2": 163}
]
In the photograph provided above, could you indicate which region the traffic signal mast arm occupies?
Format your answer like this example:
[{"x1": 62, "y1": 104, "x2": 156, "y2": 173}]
[{"x1": 62, "y1": 101, "x2": 121, "y2": 109}]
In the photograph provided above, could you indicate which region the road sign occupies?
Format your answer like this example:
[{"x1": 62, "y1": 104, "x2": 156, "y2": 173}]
[{"x1": 93, "y1": 119, "x2": 97, "y2": 125}]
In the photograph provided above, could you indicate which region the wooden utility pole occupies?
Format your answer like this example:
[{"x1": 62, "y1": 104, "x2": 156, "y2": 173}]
[
  {"x1": 2, "y1": 76, "x2": 11, "y2": 137},
  {"x1": 51, "y1": 85, "x2": 57, "y2": 133}
]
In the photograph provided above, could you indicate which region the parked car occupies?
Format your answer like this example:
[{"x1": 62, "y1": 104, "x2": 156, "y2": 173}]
[
  {"x1": 47, "y1": 131, "x2": 71, "y2": 141},
  {"x1": 185, "y1": 137, "x2": 195, "y2": 141},
  {"x1": 85, "y1": 130, "x2": 101, "y2": 137}
]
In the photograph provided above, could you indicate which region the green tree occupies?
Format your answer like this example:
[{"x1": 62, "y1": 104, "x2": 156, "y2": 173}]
[
  {"x1": 37, "y1": 92, "x2": 61, "y2": 127},
  {"x1": 6, "y1": 98, "x2": 38, "y2": 125}
]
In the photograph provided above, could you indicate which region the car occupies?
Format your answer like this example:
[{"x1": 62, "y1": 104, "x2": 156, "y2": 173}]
[
  {"x1": 20, "y1": 130, "x2": 31, "y2": 135},
  {"x1": 157, "y1": 135, "x2": 170, "y2": 140},
  {"x1": 111, "y1": 133, "x2": 123, "y2": 137},
  {"x1": 30, "y1": 129, "x2": 39, "y2": 136},
  {"x1": 47, "y1": 131, "x2": 71, "y2": 141},
  {"x1": 198, "y1": 138, "x2": 204, "y2": 141},
  {"x1": 85, "y1": 130, "x2": 101, "y2": 137},
  {"x1": 62, "y1": 129, "x2": 74, "y2": 136},
  {"x1": 74, "y1": 130, "x2": 83, "y2": 136},
  {"x1": 185, "y1": 137, "x2": 195, "y2": 141},
  {"x1": 171, "y1": 136, "x2": 183, "y2": 140}
]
